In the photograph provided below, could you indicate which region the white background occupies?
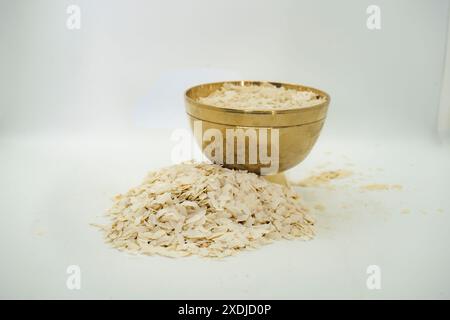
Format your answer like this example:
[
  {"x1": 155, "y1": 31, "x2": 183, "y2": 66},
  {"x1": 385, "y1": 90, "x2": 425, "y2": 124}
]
[{"x1": 0, "y1": 0, "x2": 450, "y2": 299}]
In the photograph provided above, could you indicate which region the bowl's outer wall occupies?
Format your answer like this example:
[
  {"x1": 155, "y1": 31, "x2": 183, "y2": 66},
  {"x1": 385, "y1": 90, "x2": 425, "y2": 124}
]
[{"x1": 187, "y1": 115, "x2": 325, "y2": 174}]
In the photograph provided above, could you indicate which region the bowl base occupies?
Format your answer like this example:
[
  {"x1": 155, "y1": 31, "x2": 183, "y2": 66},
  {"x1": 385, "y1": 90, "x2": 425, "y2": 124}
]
[{"x1": 263, "y1": 173, "x2": 289, "y2": 187}]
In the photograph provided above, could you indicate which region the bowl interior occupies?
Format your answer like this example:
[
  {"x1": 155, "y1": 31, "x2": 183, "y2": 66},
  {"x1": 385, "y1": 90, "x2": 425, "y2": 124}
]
[{"x1": 185, "y1": 81, "x2": 329, "y2": 112}]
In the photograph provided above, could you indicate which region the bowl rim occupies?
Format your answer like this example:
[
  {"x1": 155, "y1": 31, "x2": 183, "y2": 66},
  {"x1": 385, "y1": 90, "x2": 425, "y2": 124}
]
[{"x1": 184, "y1": 80, "x2": 330, "y2": 115}]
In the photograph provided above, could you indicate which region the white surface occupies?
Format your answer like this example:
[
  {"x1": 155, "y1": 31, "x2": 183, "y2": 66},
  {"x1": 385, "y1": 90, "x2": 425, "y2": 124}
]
[
  {"x1": 0, "y1": 130, "x2": 449, "y2": 299},
  {"x1": 1, "y1": 0, "x2": 450, "y2": 299}
]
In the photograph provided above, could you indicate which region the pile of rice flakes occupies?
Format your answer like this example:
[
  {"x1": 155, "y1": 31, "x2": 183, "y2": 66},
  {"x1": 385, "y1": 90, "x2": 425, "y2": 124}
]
[
  {"x1": 99, "y1": 162, "x2": 314, "y2": 258},
  {"x1": 198, "y1": 82, "x2": 326, "y2": 111}
]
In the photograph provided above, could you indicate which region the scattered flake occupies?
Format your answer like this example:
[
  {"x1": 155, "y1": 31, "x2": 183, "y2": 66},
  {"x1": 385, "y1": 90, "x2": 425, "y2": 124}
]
[
  {"x1": 97, "y1": 162, "x2": 314, "y2": 258},
  {"x1": 314, "y1": 204, "x2": 326, "y2": 212},
  {"x1": 360, "y1": 184, "x2": 403, "y2": 191},
  {"x1": 401, "y1": 208, "x2": 410, "y2": 214},
  {"x1": 34, "y1": 229, "x2": 46, "y2": 237},
  {"x1": 292, "y1": 170, "x2": 353, "y2": 187}
]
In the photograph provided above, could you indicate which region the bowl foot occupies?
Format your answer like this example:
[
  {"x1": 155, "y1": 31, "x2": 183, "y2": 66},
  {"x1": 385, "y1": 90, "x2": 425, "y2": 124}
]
[{"x1": 263, "y1": 173, "x2": 290, "y2": 187}]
